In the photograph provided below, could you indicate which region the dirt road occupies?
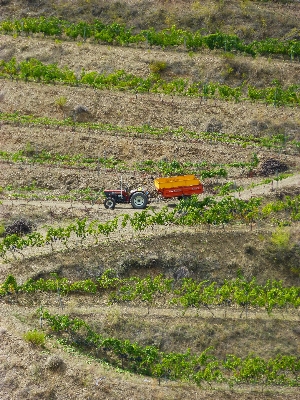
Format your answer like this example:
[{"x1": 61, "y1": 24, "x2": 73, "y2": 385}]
[{"x1": 1, "y1": 173, "x2": 299, "y2": 213}]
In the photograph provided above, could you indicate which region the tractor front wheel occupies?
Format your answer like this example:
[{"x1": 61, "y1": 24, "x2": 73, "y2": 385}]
[
  {"x1": 130, "y1": 192, "x2": 148, "y2": 209},
  {"x1": 104, "y1": 197, "x2": 116, "y2": 210}
]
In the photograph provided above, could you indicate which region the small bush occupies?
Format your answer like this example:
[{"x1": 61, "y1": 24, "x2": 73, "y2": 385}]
[
  {"x1": 260, "y1": 158, "x2": 288, "y2": 177},
  {"x1": 206, "y1": 118, "x2": 223, "y2": 133},
  {"x1": 55, "y1": 96, "x2": 68, "y2": 118},
  {"x1": 45, "y1": 355, "x2": 65, "y2": 371},
  {"x1": 23, "y1": 330, "x2": 46, "y2": 346},
  {"x1": 271, "y1": 227, "x2": 290, "y2": 250},
  {"x1": 72, "y1": 105, "x2": 90, "y2": 122},
  {"x1": 24, "y1": 141, "x2": 35, "y2": 157},
  {"x1": 0, "y1": 223, "x2": 5, "y2": 237},
  {"x1": 149, "y1": 60, "x2": 168, "y2": 74},
  {"x1": 55, "y1": 96, "x2": 67, "y2": 109},
  {"x1": 5, "y1": 218, "x2": 34, "y2": 236}
]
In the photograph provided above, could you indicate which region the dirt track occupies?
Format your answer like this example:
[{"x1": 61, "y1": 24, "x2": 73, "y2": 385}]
[{"x1": 1, "y1": 172, "x2": 299, "y2": 211}]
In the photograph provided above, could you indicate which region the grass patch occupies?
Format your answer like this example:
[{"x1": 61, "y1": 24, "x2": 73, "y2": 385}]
[{"x1": 23, "y1": 330, "x2": 46, "y2": 346}]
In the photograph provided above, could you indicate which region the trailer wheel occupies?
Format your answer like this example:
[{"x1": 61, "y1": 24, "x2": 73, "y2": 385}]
[
  {"x1": 104, "y1": 197, "x2": 116, "y2": 210},
  {"x1": 131, "y1": 192, "x2": 148, "y2": 209}
]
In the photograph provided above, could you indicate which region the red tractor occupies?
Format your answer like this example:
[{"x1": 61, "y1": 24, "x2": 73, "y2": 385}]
[{"x1": 103, "y1": 181, "x2": 150, "y2": 210}]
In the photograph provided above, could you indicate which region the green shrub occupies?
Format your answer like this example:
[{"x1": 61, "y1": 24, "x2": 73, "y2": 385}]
[
  {"x1": 23, "y1": 330, "x2": 46, "y2": 346},
  {"x1": 55, "y1": 96, "x2": 68, "y2": 118},
  {"x1": 55, "y1": 96, "x2": 67, "y2": 109},
  {"x1": 149, "y1": 60, "x2": 168, "y2": 74},
  {"x1": 271, "y1": 227, "x2": 290, "y2": 250},
  {"x1": 0, "y1": 223, "x2": 5, "y2": 237},
  {"x1": 24, "y1": 142, "x2": 35, "y2": 157}
]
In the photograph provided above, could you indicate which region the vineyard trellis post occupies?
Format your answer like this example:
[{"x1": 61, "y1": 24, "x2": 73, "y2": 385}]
[
  {"x1": 57, "y1": 283, "x2": 64, "y2": 310},
  {"x1": 39, "y1": 306, "x2": 44, "y2": 328}
]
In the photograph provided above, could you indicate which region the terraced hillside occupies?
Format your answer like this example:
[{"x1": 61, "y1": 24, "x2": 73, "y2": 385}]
[{"x1": 0, "y1": 1, "x2": 300, "y2": 399}]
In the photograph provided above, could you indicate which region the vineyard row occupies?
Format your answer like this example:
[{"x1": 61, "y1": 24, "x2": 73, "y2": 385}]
[
  {"x1": 2, "y1": 273, "x2": 300, "y2": 314},
  {"x1": 1, "y1": 58, "x2": 300, "y2": 106},
  {"x1": 0, "y1": 147, "x2": 260, "y2": 178},
  {"x1": 1, "y1": 111, "x2": 296, "y2": 150},
  {"x1": 40, "y1": 309, "x2": 300, "y2": 386},
  {"x1": 1, "y1": 17, "x2": 300, "y2": 59},
  {"x1": 1, "y1": 194, "x2": 299, "y2": 260}
]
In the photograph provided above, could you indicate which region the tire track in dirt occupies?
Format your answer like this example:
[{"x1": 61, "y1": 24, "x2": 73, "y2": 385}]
[{"x1": 1, "y1": 173, "x2": 299, "y2": 211}]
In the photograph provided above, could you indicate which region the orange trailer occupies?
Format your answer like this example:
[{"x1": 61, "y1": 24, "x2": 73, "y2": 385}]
[{"x1": 154, "y1": 175, "x2": 204, "y2": 199}]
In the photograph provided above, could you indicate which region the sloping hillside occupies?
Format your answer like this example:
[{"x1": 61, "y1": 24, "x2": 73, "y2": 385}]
[{"x1": 0, "y1": 1, "x2": 300, "y2": 399}]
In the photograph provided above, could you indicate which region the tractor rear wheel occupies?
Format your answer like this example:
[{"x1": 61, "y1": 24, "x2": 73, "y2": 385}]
[
  {"x1": 130, "y1": 192, "x2": 148, "y2": 209},
  {"x1": 104, "y1": 197, "x2": 116, "y2": 210}
]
